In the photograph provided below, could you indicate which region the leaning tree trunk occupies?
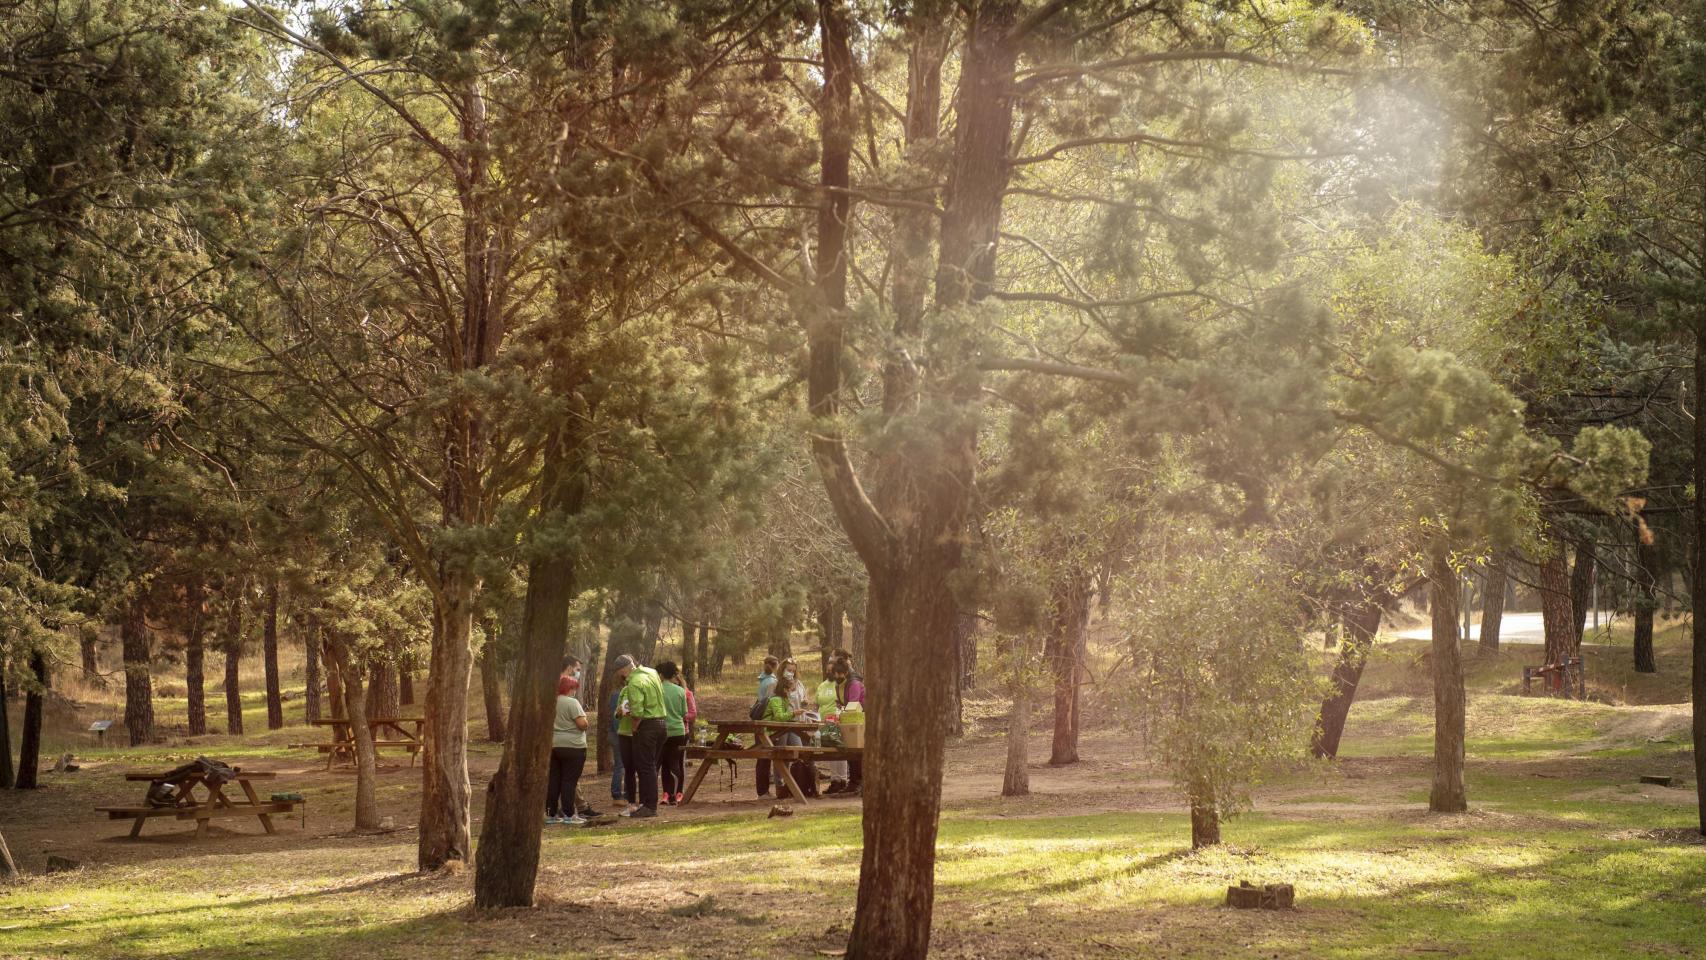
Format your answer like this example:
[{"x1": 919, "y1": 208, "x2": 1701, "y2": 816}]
[
  {"x1": 0, "y1": 670, "x2": 12, "y2": 788},
  {"x1": 479, "y1": 650, "x2": 506, "y2": 743},
  {"x1": 186, "y1": 578, "x2": 207, "y2": 735},
  {"x1": 263, "y1": 580, "x2": 284, "y2": 730},
  {"x1": 1188, "y1": 779, "x2": 1220, "y2": 849},
  {"x1": 1046, "y1": 568, "x2": 1092, "y2": 766},
  {"x1": 474, "y1": 434, "x2": 582, "y2": 908},
  {"x1": 1570, "y1": 543, "x2": 1595, "y2": 648},
  {"x1": 122, "y1": 597, "x2": 154, "y2": 746},
  {"x1": 15, "y1": 652, "x2": 47, "y2": 789},
  {"x1": 1538, "y1": 542, "x2": 1575, "y2": 668},
  {"x1": 1312, "y1": 597, "x2": 1386, "y2": 759},
  {"x1": 1428, "y1": 542, "x2": 1467, "y2": 814},
  {"x1": 0, "y1": 828, "x2": 16, "y2": 882},
  {"x1": 1479, "y1": 556, "x2": 1507, "y2": 653},
  {"x1": 323, "y1": 636, "x2": 380, "y2": 830}
]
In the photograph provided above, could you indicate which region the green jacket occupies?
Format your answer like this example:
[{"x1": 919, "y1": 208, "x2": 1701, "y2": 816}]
[
  {"x1": 662, "y1": 681, "x2": 689, "y2": 737},
  {"x1": 763, "y1": 695, "x2": 795, "y2": 723},
  {"x1": 623, "y1": 666, "x2": 667, "y2": 721}
]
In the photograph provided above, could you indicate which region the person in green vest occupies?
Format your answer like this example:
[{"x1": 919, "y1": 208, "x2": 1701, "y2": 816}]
[
  {"x1": 814, "y1": 670, "x2": 848, "y2": 795},
  {"x1": 764, "y1": 675, "x2": 814, "y2": 796},
  {"x1": 657, "y1": 661, "x2": 690, "y2": 805},
  {"x1": 614, "y1": 654, "x2": 667, "y2": 818}
]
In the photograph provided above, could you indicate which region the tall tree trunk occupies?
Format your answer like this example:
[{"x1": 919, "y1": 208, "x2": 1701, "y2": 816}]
[
  {"x1": 0, "y1": 668, "x2": 12, "y2": 788},
  {"x1": 1634, "y1": 534, "x2": 1659, "y2": 674},
  {"x1": 1312, "y1": 597, "x2": 1386, "y2": 759},
  {"x1": 79, "y1": 629, "x2": 99, "y2": 685},
  {"x1": 223, "y1": 588, "x2": 244, "y2": 735},
  {"x1": 323, "y1": 636, "x2": 380, "y2": 830},
  {"x1": 695, "y1": 622, "x2": 710, "y2": 688},
  {"x1": 479, "y1": 651, "x2": 506, "y2": 743},
  {"x1": 1188, "y1": 780, "x2": 1220, "y2": 848},
  {"x1": 15, "y1": 652, "x2": 46, "y2": 789},
  {"x1": 1046, "y1": 568, "x2": 1091, "y2": 766},
  {"x1": 324, "y1": 636, "x2": 346, "y2": 721},
  {"x1": 419, "y1": 574, "x2": 477, "y2": 870},
  {"x1": 1538, "y1": 541, "x2": 1574, "y2": 668},
  {"x1": 1479, "y1": 556, "x2": 1507, "y2": 653},
  {"x1": 186, "y1": 578, "x2": 207, "y2": 735},
  {"x1": 474, "y1": 431, "x2": 583, "y2": 908},
  {"x1": 1570, "y1": 542, "x2": 1595, "y2": 648},
  {"x1": 681, "y1": 618, "x2": 698, "y2": 690},
  {"x1": 849, "y1": 612, "x2": 865, "y2": 669},
  {"x1": 1428, "y1": 542, "x2": 1467, "y2": 813},
  {"x1": 122, "y1": 597, "x2": 154, "y2": 746},
  {"x1": 816, "y1": 607, "x2": 834, "y2": 675},
  {"x1": 1001, "y1": 638, "x2": 1030, "y2": 797},
  {"x1": 399, "y1": 659, "x2": 415, "y2": 706},
  {"x1": 1693, "y1": 311, "x2": 1706, "y2": 837},
  {"x1": 367, "y1": 654, "x2": 400, "y2": 719},
  {"x1": 304, "y1": 620, "x2": 323, "y2": 724},
  {"x1": 263, "y1": 580, "x2": 284, "y2": 730}
]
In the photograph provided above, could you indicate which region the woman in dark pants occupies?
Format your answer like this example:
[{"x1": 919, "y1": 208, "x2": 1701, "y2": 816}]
[
  {"x1": 547, "y1": 676, "x2": 590, "y2": 824},
  {"x1": 656, "y1": 661, "x2": 690, "y2": 804}
]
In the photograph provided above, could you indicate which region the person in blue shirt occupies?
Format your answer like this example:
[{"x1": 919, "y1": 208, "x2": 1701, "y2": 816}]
[{"x1": 607, "y1": 684, "x2": 627, "y2": 805}]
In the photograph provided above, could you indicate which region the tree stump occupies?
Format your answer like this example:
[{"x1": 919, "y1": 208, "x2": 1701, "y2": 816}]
[{"x1": 1226, "y1": 881, "x2": 1294, "y2": 910}]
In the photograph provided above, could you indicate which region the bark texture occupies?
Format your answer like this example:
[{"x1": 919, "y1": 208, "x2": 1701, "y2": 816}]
[
  {"x1": 122, "y1": 597, "x2": 154, "y2": 746},
  {"x1": 1538, "y1": 543, "x2": 1575, "y2": 668},
  {"x1": 480, "y1": 648, "x2": 507, "y2": 743},
  {"x1": 1633, "y1": 535, "x2": 1658, "y2": 674},
  {"x1": 304, "y1": 620, "x2": 323, "y2": 724},
  {"x1": 263, "y1": 580, "x2": 284, "y2": 730},
  {"x1": 1189, "y1": 782, "x2": 1221, "y2": 848},
  {"x1": 1570, "y1": 543, "x2": 1594, "y2": 646},
  {"x1": 1001, "y1": 641, "x2": 1030, "y2": 797},
  {"x1": 323, "y1": 636, "x2": 380, "y2": 830},
  {"x1": 1694, "y1": 318, "x2": 1706, "y2": 836},
  {"x1": 1045, "y1": 568, "x2": 1091, "y2": 766},
  {"x1": 15, "y1": 652, "x2": 46, "y2": 789},
  {"x1": 223, "y1": 589, "x2": 244, "y2": 735},
  {"x1": 1478, "y1": 557, "x2": 1506, "y2": 653},
  {"x1": 473, "y1": 432, "x2": 582, "y2": 908},
  {"x1": 186, "y1": 578, "x2": 207, "y2": 735},
  {"x1": 0, "y1": 672, "x2": 12, "y2": 788},
  {"x1": 1429, "y1": 544, "x2": 1467, "y2": 813}
]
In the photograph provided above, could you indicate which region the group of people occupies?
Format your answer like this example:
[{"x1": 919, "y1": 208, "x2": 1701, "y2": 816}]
[
  {"x1": 545, "y1": 653, "x2": 697, "y2": 822},
  {"x1": 755, "y1": 650, "x2": 864, "y2": 797},
  {"x1": 542, "y1": 647, "x2": 865, "y2": 824}
]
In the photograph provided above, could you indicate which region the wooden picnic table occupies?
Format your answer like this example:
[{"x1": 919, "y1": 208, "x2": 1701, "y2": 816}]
[
  {"x1": 299, "y1": 716, "x2": 425, "y2": 770},
  {"x1": 96, "y1": 768, "x2": 297, "y2": 840},
  {"x1": 680, "y1": 719, "x2": 863, "y2": 807}
]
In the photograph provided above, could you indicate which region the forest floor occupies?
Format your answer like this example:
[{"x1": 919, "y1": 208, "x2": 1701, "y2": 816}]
[{"x1": 2, "y1": 626, "x2": 1703, "y2": 959}]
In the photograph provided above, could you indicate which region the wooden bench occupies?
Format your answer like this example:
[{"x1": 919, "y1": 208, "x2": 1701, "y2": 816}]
[
  {"x1": 99, "y1": 770, "x2": 297, "y2": 839},
  {"x1": 1523, "y1": 656, "x2": 1585, "y2": 698},
  {"x1": 681, "y1": 719, "x2": 864, "y2": 806},
  {"x1": 306, "y1": 718, "x2": 425, "y2": 770}
]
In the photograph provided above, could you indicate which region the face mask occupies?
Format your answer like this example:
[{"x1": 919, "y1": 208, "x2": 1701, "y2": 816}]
[{"x1": 785, "y1": 670, "x2": 795, "y2": 679}]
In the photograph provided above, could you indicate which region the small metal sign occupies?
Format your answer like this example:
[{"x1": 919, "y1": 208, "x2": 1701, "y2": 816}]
[{"x1": 88, "y1": 720, "x2": 114, "y2": 732}]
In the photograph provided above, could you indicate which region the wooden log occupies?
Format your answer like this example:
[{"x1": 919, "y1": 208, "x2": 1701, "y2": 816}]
[{"x1": 1225, "y1": 882, "x2": 1262, "y2": 909}]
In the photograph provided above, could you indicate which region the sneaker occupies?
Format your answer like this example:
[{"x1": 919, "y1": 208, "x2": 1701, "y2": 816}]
[
  {"x1": 619, "y1": 805, "x2": 641, "y2": 818},
  {"x1": 577, "y1": 807, "x2": 600, "y2": 818},
  {"x1": 565, "y1": 815, "x2": 587, "y2": 826},
  {"x1": 824, "y1": 781, "x2": 847, "y2": 795},
  {"x1": 545, "y1": 815, "x2": 564, "y2": 824},
  {"x1": 629, "y1": 807, "x2": 657, "y2": 819},
  {"x1": 674, "y1": 792, "x2": 685, "y2": 805},
  {"x1": 662, "y1": 794, "x2": 676, "y2": 806}
]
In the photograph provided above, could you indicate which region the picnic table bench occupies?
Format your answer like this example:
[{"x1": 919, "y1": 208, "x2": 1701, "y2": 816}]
[
  {"x1": 96, "y1": 769, "x2": 297, "y2": 839},
  {"x1": 296, "y1": 717, "x2": 425, "y2": 770},
  {"x1": 681, "y1": 719, "x2": 863, "y2": 807},
  {"x1": 1523, "y1": 656, "x2": 1585, "y2": 698}
]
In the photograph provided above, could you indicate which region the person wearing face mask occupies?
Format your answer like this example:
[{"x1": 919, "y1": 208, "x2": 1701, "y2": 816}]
[
  {"x1": 778, "y1": 658, "x2": 805, "y2": 712},
  {"x1": 556, "y1": 655, "x2": 598, "y2": 818}
]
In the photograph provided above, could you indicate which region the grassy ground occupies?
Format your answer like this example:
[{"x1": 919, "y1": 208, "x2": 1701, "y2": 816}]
[{"x1": 2, "y1": 629, "x2": 1702, "y2": 959}]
